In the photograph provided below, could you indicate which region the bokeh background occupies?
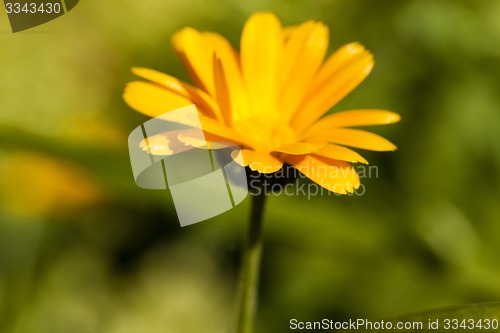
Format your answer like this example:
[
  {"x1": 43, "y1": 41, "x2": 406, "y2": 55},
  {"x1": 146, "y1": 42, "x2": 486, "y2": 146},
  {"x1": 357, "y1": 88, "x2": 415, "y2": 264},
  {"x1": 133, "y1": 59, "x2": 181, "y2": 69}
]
[{"x1": 1, "y1": 0, "x2": 500, "y2": 332}]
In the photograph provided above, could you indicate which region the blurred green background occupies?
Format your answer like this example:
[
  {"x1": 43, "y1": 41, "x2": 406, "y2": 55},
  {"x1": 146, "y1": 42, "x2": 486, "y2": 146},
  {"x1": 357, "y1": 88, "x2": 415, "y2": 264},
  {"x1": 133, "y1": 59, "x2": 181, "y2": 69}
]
[{"x1": 1, "y1": 0, "x2": 500, "y2": 332}]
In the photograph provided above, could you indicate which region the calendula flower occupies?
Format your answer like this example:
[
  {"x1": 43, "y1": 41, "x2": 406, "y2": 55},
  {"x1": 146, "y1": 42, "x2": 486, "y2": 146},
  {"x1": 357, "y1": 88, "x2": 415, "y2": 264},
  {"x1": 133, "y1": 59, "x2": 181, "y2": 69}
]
[{"x1": 124, "y1": 12, "x2": 400, "y2": 194}]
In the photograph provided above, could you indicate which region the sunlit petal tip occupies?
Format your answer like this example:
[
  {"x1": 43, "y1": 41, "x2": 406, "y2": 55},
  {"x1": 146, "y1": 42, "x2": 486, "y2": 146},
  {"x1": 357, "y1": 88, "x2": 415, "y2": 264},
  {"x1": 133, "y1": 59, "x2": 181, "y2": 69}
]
[
  {"x1": 378, "y1": 141, "x2": 398, "y2": 152},
  {"x1": 308, "y1": 128, "x2": 397, "y2": 152},
  {"x1": 344, "y1": 43, "x2": 374, "y2": 69},
  {"x1": 291, "y1": 41, "x2": 377, "y2": 131},
  {"x1": 359, "y1": 49, "x2": 375, "y2": 74},
  {"x1": 243, "y1": 12, "x2": 283, "y2": 38},
  {"x1": 365, "y1": 62, "x2": 374, "y2": 75},
  {"x1": 345, "y1": 42, "x2": 366, "y2": 54},
  {"x1": 301, "y1": 110, "x2": 402, "y2": 139},
  {"x1": 317, "y1": 22, "x2": 330, "y2": 39},
  {"x1": 385, "y1": 113, "x2": 401, "y2": 124},
  {"x1": 282, "y1": 21, "x2": 325, "y2": 42},
  {"x1": 248, "y1": 11, "x2": 280, "y2": 22},
  {"x1": 130, "y1": 67, "x2": 173, "y2": 85},
  {"x1": 172, "y1": 27, "x2": 197, "y2": 46},
  {"x1": 130, "y1": 67, "x2": 181, "y2": 90},
  {"x1": 130, "y1": 66, "x2": 144, "y2": 74},
  {"x1": 171, "y1": 29, "x2": 185, "y2": 50}
]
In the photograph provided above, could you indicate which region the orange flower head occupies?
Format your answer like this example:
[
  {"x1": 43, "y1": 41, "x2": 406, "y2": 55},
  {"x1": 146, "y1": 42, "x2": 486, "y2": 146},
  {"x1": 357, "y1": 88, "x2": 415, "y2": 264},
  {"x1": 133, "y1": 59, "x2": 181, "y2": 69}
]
[{"x1": 124, "y1": 12, "x2": 400, "y2": 194}]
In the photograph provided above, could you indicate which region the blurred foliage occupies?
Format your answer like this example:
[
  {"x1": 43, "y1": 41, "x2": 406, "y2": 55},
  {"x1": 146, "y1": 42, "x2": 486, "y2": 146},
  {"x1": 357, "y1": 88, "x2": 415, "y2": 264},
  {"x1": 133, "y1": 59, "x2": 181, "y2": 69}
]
[{"x1": 1, "y1": 0, "x2": 500, "y2": 332}]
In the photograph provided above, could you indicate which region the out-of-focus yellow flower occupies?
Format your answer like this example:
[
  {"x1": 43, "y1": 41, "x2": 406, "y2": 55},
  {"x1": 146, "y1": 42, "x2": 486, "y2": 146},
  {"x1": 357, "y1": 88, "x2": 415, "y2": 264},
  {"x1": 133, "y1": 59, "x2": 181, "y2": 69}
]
[
  {"x1": 124, "y1": 12, "x2": 400, "y2": 194},
  {"x1": 0, "y1": 152, "x2": 103, "y2": 217}
]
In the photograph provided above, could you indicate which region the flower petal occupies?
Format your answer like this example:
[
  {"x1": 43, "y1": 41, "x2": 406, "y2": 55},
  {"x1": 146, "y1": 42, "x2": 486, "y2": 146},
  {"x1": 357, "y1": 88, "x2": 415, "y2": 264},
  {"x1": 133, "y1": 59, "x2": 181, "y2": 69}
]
[
  {"x1": 280, "y1": 21, "x2": 329, "y2": 121},
  {"x1": 241, "y1": 12, "x2": 284, "y2": 120},
  {"x1": 292, "y1": 43, "x2": 374, "y2": 132},
  {"x1": 123, "y1": 81, "x2": 194, "y2": 118},
  {"x1": 123, "y1": 82, "x2": 248, "y2": 147},
  {"x1": 234, "y1": 149, "x2": 283, "y2": 173},
  {"x1": 285, "y1": 154, "x2": 360, "y2": 194},
  {"x1": 213, "y1": 55, "x2": 232, "y2": 125},
  {"x1": 172, "y1": 27, "x2": 215, "y2": 96},
  {"x1": 302, "y1": 109, "x2": 400, "y2": 138},
  {"x1": 131, "y1": 67, "x2": 221, "y2": 120},
  {"x1": 198, "y1": 116, "x2": 250, "y2": 147},
  {"x1": 313, "y1": 144, "x2": 368, "y2": 164},
  {"x1": 273, "y1": 142, "x2": 322, "y2": 155},
  {"x1": 202, "y1": 32, "x2": 252, "y2": 122},
  {"x1": 310, "y1": 128, "x2": 397, "y2": 151}
]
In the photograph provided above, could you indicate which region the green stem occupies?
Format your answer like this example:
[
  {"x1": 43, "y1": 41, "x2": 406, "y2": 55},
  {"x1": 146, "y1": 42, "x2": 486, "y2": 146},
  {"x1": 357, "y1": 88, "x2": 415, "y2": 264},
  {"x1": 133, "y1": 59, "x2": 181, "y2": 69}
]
[{"x1": 236, "y1": 191, "x2": 267, "y2": 333}]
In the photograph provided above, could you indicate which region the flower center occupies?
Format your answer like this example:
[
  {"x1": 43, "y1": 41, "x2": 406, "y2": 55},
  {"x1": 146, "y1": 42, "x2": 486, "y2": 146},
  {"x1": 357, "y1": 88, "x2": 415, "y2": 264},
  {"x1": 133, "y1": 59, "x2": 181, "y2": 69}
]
[{"x1": 234, "y1": 117, "x2": 297, "y2": 152}]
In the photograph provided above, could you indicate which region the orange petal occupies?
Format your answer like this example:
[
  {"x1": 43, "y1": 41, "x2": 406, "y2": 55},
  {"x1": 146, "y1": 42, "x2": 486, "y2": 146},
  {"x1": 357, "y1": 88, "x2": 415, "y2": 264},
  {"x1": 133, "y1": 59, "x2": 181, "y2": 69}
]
[
  {"x1": 234, "y1": 149, "x2": 283, "y2": 173},
  {"x1": 273, "y1": 142, "x2": 322, "y2": 155},
  {"x1": 310, "y1": 128, "x2": 397, "y2": 151},
  {"x1": 131, "y1": 67, "x2": 221, "y2": 120},
  {"x1": 285, "y1": 155, "x2": 360, "y2": 194},
  {"x1": 241, "y1": 12, "x2": 284, "y2": 120},
  {"x1": 124, "y1": 82, "x2": 247, "y2": 146},
  {"x1": 213, "y1": 55, "x2": 233, "y2": 126},
  {"x1": 292, "y1": 43, "x2": 374, "y2": 132},
  {"x1": 198, "y1": 115, "x2": 250, "y2": 148},
  {"x1": 172, "y1": 27, "x2": 215, "y2": 96},
  {"x1": 202, "y1": 32, "x2": 252, "y2": 121},
  {"x1": 313, "y1": 144, "x2": 368, "y2": 164},
  {"x1": 302, "y1": 109, "x2": 400, "y2": 138},
  {"x1": 123, "y1": 81, "x2": 195, "y2": 118},
  {"x1": 280, "y1": 21, "x2": 329, "y2": 121}
]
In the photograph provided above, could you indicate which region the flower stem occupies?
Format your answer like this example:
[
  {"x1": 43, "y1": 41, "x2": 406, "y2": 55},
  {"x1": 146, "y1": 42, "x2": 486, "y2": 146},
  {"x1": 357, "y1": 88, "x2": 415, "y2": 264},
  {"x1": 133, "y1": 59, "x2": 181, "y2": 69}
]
[{"x1": 236, "y1": 191, "x2": 267, "y2": 333}]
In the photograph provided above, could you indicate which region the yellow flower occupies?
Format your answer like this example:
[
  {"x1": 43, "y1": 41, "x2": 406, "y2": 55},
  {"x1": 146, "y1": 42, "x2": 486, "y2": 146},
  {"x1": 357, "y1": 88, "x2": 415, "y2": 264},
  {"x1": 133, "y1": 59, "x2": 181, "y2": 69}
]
[{"x1": 124, "y1": 12, "x2": 400, "y2": 194}]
